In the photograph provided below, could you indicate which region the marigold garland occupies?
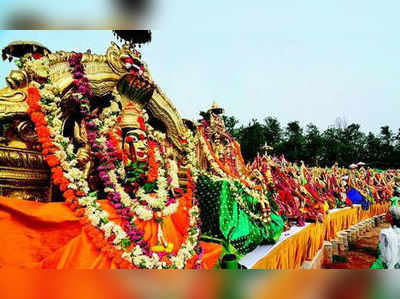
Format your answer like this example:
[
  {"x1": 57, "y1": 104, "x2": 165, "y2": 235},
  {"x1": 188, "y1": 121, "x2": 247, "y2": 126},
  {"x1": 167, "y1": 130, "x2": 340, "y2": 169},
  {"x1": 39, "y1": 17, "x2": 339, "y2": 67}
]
[{"x1": 27, "y1": 85, "x2": 135, "y2": 269}]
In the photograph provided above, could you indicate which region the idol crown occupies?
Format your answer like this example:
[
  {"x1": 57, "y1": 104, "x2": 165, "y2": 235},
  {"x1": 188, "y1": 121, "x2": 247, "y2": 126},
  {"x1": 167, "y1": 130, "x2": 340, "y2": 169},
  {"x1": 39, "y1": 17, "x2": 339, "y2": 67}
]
[{"x1": 119, "y1": 102, "x2": 145, "y2": 130}]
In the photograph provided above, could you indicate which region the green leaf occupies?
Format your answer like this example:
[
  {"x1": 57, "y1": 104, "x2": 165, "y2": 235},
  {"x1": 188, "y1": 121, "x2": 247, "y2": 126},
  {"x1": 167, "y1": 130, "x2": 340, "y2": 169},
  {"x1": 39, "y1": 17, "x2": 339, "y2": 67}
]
[{"x1": 120, "y1": 238, "x2": 131, "y2": 250}]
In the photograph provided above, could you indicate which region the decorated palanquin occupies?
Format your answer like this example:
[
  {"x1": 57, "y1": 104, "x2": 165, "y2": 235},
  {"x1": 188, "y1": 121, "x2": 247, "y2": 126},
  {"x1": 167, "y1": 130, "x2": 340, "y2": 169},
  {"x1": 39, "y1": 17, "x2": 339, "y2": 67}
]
[
  {"x1": 0, "y1": 34, "x2": 224, "y2": 269},
  {"x1": 194, "y1": 103, "x2": 284, "y2": 255}
]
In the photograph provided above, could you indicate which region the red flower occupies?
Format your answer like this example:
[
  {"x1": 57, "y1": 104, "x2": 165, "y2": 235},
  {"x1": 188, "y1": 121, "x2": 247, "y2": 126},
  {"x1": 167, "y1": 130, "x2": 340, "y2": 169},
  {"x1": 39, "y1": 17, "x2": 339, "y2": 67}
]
[
  {"x1": 125, "y1": 136, "x2": 133, "y2": 143},
  {"x1": 125, "y1": 57, "x2": 134, "y2": 64},
  {"x1": 32, "y1": 52, "x2": 43, "y2": 60}
]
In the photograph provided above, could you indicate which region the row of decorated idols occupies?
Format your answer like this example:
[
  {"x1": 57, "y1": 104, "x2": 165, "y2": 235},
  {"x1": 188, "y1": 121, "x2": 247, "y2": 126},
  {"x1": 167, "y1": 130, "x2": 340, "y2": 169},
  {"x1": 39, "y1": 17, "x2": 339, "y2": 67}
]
[{"x1": 0, "y1": 40, "x2": 397, "y2": 269}]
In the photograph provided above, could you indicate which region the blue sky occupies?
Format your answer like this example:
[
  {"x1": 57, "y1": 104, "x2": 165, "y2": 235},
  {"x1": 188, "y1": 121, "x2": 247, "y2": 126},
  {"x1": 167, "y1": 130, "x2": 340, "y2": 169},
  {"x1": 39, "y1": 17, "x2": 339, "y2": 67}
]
[{"x1": 0, "y1": 1, "x2": 399, "y2": 134}]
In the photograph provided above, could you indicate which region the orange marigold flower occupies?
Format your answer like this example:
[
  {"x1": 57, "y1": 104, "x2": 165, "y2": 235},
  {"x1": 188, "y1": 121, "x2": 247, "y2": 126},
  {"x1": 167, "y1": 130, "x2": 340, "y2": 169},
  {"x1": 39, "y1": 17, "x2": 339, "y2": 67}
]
[
  {"x1": 51, "y1": 166, "x2": 63, "y2": 178},
  {"x1": 36, "y1": 126, "x2": 51, "y2": 138},
  {"x1": 64, "y1": 197, "x2": 73, "y2": 206},
  {"x1": 28, "y1": 87, "x2": 40, "y2": 96},
  {"x1": 112, "y1": 256, "x2": 123, "y2": 266},
  {"x1": 39, "y1": 137, "x2": 52, "y2": 145},
  {"x1": 80, "y1": 218, "x2": 90, "y2": 226},
  {"x1": 60, "y1": 182, "x2": 70, "y2": 192},
  {"x1": 69, "y1": 203, "x2": 79, "y2": 211},
  {"x1": 45, "y1": 155, "x2": 60, "y2": 167},
  {"x1": 41, "y1": 142, "x2": 54, "y2": 150},
  {"x1": 74, "y1": 208, "x2": 85, "y2": 217},
  {"x1": 31, "y1": 112, "x2": 47, "y2": 126},
  {"x1": 42, "y1": 146, "x2": 57, "y2": 156},
  {"x1": 63, "y1": 189, "x2": 76, "y2": 200},
  {"x1": 75, "y1": 191, "x2": 85, "y2": 197},
  {"x1": 119, "y1": 260, "x2": 131, "y2": 269}
]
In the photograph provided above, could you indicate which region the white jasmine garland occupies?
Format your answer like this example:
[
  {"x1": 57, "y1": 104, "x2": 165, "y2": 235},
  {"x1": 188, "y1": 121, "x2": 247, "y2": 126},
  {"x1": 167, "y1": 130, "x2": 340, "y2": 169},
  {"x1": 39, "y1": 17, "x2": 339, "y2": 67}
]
[{"x1": 109, "y1": 141, "x2": 179, "y2": 220}]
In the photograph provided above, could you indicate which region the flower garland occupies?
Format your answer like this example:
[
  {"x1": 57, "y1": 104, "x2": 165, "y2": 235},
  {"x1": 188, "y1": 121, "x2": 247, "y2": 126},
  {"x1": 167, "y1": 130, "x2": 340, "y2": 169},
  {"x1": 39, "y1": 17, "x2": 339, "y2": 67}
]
[
  {"x1": 25, "y1": 53, "x2": 202, "y2": 269},
  {"x1": 105, "y1": 128, "x2": 180, "y2": 222},
  {"x1": 227, "y1": 180, "x2": 271, "y2": 223},
  {"x1": 27, "y1": 86, "x2": 133, "y2": 269}
]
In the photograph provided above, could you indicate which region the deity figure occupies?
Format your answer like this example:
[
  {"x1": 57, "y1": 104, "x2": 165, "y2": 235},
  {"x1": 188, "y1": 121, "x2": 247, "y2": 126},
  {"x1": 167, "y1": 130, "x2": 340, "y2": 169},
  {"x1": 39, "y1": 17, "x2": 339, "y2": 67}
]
[
  {"x1": 195, "y1": 102, "x2": 284, "y2": 255},
  {"x1": 119, "y1": 103, "x2": 149, "y2": 163}
]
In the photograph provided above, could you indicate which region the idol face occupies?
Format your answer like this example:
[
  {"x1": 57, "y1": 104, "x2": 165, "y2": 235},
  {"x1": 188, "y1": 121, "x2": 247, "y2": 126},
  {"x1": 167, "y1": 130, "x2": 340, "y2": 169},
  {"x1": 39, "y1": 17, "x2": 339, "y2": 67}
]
[{"x1": 123, "y1": 128, "x2": 148, "y2": 162}]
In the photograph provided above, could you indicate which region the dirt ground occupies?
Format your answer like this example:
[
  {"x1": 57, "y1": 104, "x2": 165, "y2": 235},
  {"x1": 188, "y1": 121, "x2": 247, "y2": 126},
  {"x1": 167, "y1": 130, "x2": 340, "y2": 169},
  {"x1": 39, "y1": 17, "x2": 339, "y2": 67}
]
[{"x1": 325, "y1": 223, "x2": 390, "y2": 269}]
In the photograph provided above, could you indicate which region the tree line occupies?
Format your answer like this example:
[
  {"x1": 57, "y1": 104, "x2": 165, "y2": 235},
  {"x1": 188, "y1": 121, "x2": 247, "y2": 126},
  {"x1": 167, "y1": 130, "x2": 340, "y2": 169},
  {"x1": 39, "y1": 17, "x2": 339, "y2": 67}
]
[{"x1": 223, "y1": 115, "x2": 400, "y2": 170}]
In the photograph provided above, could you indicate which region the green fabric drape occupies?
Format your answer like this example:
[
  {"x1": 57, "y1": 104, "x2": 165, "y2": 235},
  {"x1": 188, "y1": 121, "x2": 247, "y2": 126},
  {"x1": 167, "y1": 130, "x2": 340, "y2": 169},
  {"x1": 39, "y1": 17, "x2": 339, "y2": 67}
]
[{"x1": 197, "y1": 175, "x2": 284, "y2": 255}]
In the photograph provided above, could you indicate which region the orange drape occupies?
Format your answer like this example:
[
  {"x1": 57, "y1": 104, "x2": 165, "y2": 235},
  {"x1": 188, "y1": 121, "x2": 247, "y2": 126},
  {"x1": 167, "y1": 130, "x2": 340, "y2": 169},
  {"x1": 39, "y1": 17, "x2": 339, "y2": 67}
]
[
  {"x1": 0, "y1": 197, "x2": 221, "y2": 269},
  {"x1": 252, "y1": 203, "x2": 389, "y2": 269}
]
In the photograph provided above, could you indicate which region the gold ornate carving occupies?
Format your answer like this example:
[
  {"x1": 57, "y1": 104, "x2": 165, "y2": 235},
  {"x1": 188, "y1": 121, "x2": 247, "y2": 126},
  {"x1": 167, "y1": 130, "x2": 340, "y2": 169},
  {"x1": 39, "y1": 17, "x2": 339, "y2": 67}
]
[
  {"x1": 106, "y1": 42, "x2": 128, "y2": 75},
  {"x1": 0, "y1": 146, "x2": 51, "y2": 202},
  {"x1": 147, "y1": 88, "x2": 189, "y2": 152},
  {"x1": 0, "y1": 146, "x2": 48, "y2": 170},
  {"x1": 46, "y1": 51, "x2": 120, "y2": 98},
  {"x1": 6, "y1": 70, "x2": 28, "y2": 90},
  {"x1": 0, "y1": 86, "x2": 28, "y2": 117}
]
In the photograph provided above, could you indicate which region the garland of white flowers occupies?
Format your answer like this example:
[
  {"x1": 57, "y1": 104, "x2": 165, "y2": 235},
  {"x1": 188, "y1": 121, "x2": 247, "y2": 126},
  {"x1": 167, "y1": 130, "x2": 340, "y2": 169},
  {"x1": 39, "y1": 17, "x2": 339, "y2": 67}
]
[
  {"x1": 226, "y1": 180, "x2": 271, "y2": 223},
  {"x1": 27, "y1": 58, "x2": 201, "y2": 269},
  {"x1": 110, "y1": 136, "x2": 180, "y2": 221}
]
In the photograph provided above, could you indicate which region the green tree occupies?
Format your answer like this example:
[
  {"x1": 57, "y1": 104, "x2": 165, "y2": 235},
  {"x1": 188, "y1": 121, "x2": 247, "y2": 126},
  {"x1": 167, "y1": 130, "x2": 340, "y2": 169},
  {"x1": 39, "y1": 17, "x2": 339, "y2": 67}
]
[
  {"x1": 222, "y1": 115, "x2": 240, "y2": 138},
  {"x1": 304, "y1": 123, "x2": 323, "y2": 166},
  {"x1": 263, "y1": 117, "x2": 283, "y2": 156},
  {"x1": 237, "y1": 119, "x2": 266, "y2": 162},
  {"x1": 282, "y1": 121, "x2": 305, "y2": 163}
]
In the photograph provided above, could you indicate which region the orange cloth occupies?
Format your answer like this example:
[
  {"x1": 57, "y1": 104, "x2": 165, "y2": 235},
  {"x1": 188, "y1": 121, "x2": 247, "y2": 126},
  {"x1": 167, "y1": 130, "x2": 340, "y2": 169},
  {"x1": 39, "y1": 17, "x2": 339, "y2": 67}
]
[
  {"x1": 252, "y1": 223, "x2": 325, "y2": 269},
  {"x1": 325, "y1": 208, "x2": 358, "y2": 240},
  {"x1": 0, "y1": 196, "x2": 221, "y2": 269},
  {"x1": 252, "y1": 204, "x2": 389, "y2": 269}
]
